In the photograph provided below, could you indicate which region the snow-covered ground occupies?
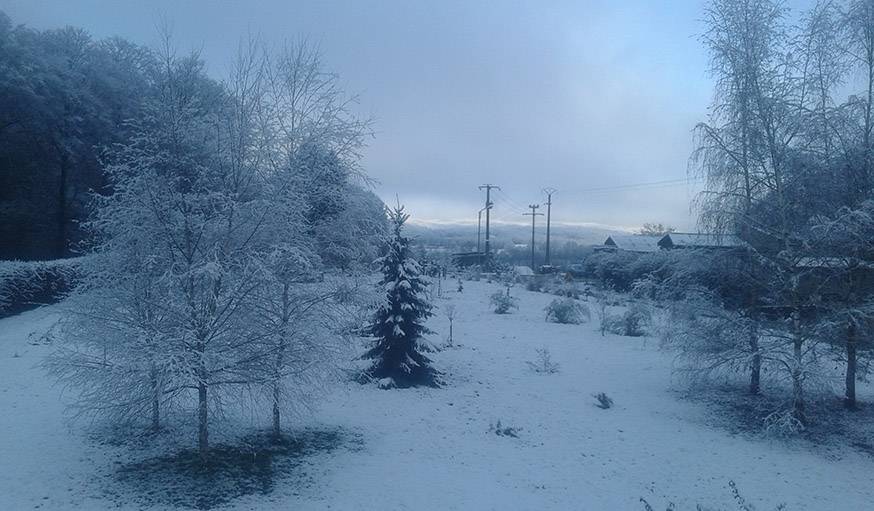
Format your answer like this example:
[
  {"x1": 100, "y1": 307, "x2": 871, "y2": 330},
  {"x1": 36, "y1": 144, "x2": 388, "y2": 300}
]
[{"x1": 2, "y1": 280, "x2": 873, "y2": 510}]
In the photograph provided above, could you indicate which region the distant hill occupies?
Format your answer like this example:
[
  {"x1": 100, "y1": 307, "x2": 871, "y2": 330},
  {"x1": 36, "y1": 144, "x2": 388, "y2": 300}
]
[{"x1": 406, "y1": 219, "x2": 629, "y2": 252}]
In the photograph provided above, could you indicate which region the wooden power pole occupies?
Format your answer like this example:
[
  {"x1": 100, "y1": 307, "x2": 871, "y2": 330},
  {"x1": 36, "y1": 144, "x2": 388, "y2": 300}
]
[
  {"x1": 523, "y1": 204, "x2": 543, "y2": 272},
  {"x1": 477, "y1": 205, "x2": 490, "y2": 253},
  {"x1": 478, "y1": 184, "x2": 499, "y2": 261},
  {"x1": 542, "y1": 188, "x2": 556, "y2": 266}
]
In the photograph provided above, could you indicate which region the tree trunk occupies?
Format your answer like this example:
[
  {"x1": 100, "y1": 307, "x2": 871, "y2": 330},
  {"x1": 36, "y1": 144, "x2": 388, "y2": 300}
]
[
  {"x1": 150, "y1": 364, "x2": 160, "y2": 432},
  {"x1": 272, "y1": 383, "x2": 281, "y2": 441},
  {"x1": 56, "y1": 152, "x2": 69, "y2": 258},
  {"x1": 845, "y1": 323, "x2": 857, "y2": 410},
  {"x1": 749, "y1": 353, "x2": 761, "y2": 395},
  {"x1": 198, "y1": 380, "x2": 209, "y2": 462},
  {"x1": 749, "y1": 330, "x2": 761, "y2": 395},
  {"x1": 791, "y1": 313, "x2": 805, "y2": 424},
  {"x1": 272, "y1": 282, "x2": 290, "y2": 443}
]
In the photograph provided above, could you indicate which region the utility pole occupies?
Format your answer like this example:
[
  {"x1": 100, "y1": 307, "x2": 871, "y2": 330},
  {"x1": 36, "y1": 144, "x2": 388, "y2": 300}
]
[
  {"x1": 477, "y1": 205, "x2": 490, "y2": 253},
  {"x1": 523, "y1": 204, "x2": 543, "y2": 272},
  {"x1": 478, "y1": 184, "x2": 499, "y2": 261},
  {"x1": 542, "y1": 188, "x2": 556, "y2": 266},
  {"x1": 477, "y1": 209, "x2": 482, "y2": 253}
]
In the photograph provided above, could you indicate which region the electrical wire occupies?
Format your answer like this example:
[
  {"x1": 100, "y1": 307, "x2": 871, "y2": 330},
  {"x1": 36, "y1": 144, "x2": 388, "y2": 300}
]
[{"x1": 573, "y1": 177, "x2": 702, "y2": 194}]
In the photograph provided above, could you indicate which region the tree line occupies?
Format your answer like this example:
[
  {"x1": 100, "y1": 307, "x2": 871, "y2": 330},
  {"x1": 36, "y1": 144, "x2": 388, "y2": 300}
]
[
  {"x1": 0, "y1": 12, "x2": 385, "y2": 264},
  {"x1": 0, "y1": 13, "x2": 152, "y2": 259}
]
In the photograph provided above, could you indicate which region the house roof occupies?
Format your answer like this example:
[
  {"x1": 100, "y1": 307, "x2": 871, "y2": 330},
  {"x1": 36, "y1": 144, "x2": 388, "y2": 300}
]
[
  {"x1": 658, "y1": 232, "x2": 744, "y2": 249},
  {"x1": 602, "y1": 234, "x2": 662, "y2": 253}
]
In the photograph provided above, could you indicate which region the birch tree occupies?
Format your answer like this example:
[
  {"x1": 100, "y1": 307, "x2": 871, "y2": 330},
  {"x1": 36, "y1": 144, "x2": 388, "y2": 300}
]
[
  {"x1": 692, "y1": 0, "x2": 792, "y2": 394},
  {"x1": 47, "y1": 38, "x2": 284, "y2": 460}
]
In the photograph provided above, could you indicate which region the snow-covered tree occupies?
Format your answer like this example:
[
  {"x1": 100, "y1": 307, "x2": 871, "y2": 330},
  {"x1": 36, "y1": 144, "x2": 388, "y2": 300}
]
[
  {"x1": 809, "y1": 201, "x2": 874, "y2": 409},
  {"x1": 48, "y1": 39, "x2": 287, "y2": 460},
  {"x1": 261, "y1": 40, "x2": 383, "y2": 270},
  {"x1": 638, "y1": 223, "x2": 675, "y2": 236},
  {"x1": 44, "y1": 249, "x2": 173, "y2": 432},
  {"x1": 252, "y1": 246, "x2": 359, "y2": 440},
  {"x1": 359, "y1": 205, "x2": 440, "y2": 388},
  {"x1": 40, "y1": 28, "x2": 393, "y2": 458}
]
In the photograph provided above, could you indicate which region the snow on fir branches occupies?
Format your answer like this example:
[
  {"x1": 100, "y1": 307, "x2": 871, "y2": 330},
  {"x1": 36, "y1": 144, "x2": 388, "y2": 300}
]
[{"x1": 359, "y1": 205, "x2": 440, "y2": 388}]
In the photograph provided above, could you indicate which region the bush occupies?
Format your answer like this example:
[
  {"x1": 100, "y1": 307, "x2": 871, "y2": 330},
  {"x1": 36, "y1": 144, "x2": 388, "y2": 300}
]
[
  {"x1": 490, "y1": 291, "x2": 518, "y2": 314},
  {"x1": 600, "y1": 314, "x2": 624, "y2": 335},
  {"x1": 601, "y1": 303, "x2": 650, "y2": 337},
  {"x1": 579, "y1": 250, "x2": 679, "y2": 293},
  {"x1": 551, "y1": 282, "x2": 583, "y2": 299},
  {"x1": 622, "y1": 304, "x2": 650, "y2": 336},
  {"x1": 0, "y1": 258, "x2": 81, "y2": 318},
  {"x1": 585, "y1": 250, "x2": 638, "y2": 291},
  {"x1": 488, "y1": 420, "x2": 520, "y2": 438},
  {"x1": 526, "y1": 347, "x2": 560, "y2": 373},
  {"x1": 763, "y1": 409, "x2": 805, "y2": 437},
  {"x1": 544, "y1": 298, "x2": 591, "y2": 324},
  {"x1": 593, "y1": 392, "x2": 613, "y2": 409}
]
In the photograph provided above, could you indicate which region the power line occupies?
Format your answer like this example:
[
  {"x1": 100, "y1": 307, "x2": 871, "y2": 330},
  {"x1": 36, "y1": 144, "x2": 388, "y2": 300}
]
[
  {"x1": 488, "y1": 193, "x2": 511, "y2": 209},
  {"x1": 489, "y1": 178, "x2": 698, "y2": 213},
  {"x1": 573, "y1": 178, "x2": 701, "y2": 194},
  {"x1": 490, "y1": 196, "x2": 521, "y2": 217},
  {"x1": 494, "y1": 189, "x2": 528, "y2": 213}
]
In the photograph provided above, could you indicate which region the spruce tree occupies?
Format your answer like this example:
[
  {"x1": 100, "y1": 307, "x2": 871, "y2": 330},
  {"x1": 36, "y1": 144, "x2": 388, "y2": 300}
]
[{"x1": 360, "y1": 205, "x2": 440, "y2": 388}]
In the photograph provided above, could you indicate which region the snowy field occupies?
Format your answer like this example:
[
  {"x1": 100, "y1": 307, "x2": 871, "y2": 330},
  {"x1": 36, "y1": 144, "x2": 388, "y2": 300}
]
[{"x1": 2, "y1": 280, "x2": 874, "y2": 510}]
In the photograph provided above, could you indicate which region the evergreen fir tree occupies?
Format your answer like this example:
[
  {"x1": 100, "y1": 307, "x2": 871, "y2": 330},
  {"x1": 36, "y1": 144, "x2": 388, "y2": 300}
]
[{"x1": 360, "y1": 205, "x2": 440, "y2": 388}]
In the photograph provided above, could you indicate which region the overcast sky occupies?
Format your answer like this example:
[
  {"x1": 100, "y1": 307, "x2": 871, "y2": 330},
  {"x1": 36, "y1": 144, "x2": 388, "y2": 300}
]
[{"x1": 2, "y1": 0, "x2": 815, "y2": 230}]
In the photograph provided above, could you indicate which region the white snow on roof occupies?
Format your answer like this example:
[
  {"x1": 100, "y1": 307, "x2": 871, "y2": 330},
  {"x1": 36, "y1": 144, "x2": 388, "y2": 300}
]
[
  {"x1": 603, "y1": 234, "x2": 661, "y2": 253},
  {"x1": 660, "y1": 232, "x2": 744, "y2": 249}
]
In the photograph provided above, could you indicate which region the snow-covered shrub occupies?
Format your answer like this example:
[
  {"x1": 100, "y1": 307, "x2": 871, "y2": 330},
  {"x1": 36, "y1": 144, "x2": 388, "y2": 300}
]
[
  {"x1": 593, "y1": 392, "x2": 613, "y2": 409},
  {"x1": 0, "y1": 258, "x2": 81, "y2": 318},
  {"x1": 544, "y1": 298, "x2": 591, "y2": 324},
  {"x1": 585, "y1": 250, "x2": 639, "y2": 291},
  {"x1": 600, "y1": 313, "x2": 623, "y2": 335},
  {"x1": 525, "y1": 279, "x2": 542, "y2": 292},
  {"x1": 488, "y1": 420, "x2": 520, "y2": 438},
  {"x1": 596, "y1": 293, "x2": 610, "y2": 336},
  {"x1": 601, "y1": 304, "x2": 650, "y2": 337},
  {"x1": 551, "y1": 281, "x2": 583, "y2": 299},
  {"x1": 526, "y1": 347, "x2": 559, "y2": 373},
  {"x1": 623, "y1": 304, "x2": 651, "y2": 336},
  {"x1": 490, "y1": 291, "x2": 518, "y2": 314},
  {"x1": 763, "y1": 409, "x2": 805, "y2": 437}
]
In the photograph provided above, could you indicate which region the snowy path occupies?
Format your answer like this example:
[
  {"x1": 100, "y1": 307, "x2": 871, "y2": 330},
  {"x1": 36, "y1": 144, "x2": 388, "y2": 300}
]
[{"x1": 1, "y1": 281, "x2": 873, "y2": 510}]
